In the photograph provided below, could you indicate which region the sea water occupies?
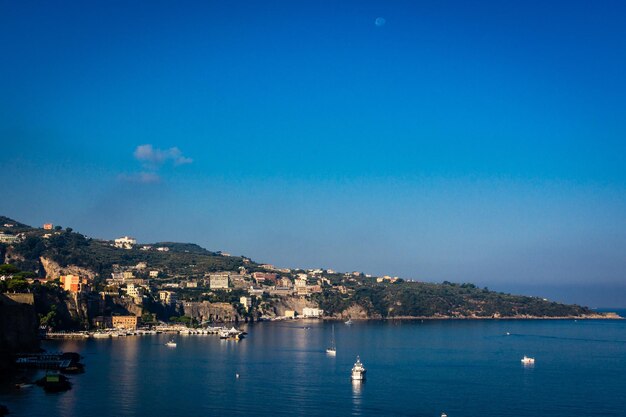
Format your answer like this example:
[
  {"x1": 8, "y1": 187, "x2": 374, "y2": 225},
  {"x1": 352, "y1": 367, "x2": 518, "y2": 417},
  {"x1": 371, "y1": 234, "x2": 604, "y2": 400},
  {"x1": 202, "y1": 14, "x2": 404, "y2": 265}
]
[{"x1": 1, "y1": 317, "x2": 625, "y2": 417}]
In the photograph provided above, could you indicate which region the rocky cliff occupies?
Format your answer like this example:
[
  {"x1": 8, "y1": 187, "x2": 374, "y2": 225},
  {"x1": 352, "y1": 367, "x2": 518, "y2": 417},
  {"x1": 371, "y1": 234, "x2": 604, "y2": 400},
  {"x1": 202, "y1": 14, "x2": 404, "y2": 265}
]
[{"x1": 183, "y1": 301, "x2": 240, "y2": 322}]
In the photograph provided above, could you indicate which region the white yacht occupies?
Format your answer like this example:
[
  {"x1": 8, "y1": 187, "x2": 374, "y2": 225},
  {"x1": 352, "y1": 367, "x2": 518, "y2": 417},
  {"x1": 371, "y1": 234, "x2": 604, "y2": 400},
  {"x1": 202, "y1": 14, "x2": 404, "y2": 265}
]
[
  {"x1": 521, "y1": 355, "x2": 535, "y2": 365},
  {"x1": 219, "y1": 327, "x2": 244, "y2": 340},
  {"x1": 351, "y1": 356, "x2": 366, "y2": 380},
  {"x1": 165, "y1": 339, "x2": 177, "y2": 347},
  {"x1": 326, "y1": 324, "x2": 336, "y2": 356},
  {"x1": 345, "y1": 318, "x2": 353, "y2": 325}
]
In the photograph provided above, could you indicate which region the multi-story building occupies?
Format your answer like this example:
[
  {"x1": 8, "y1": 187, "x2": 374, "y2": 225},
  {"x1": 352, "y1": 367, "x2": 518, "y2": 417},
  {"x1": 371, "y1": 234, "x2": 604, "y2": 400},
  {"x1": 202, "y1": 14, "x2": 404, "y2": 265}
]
[
  {"x1": 126, "y1": 284, "x2": 144, "y2": 299},
  {"x1": 43, "y1": 223, "x2": 54, "y2": 230},
  {"x1": 112, "y1": 315, "x2": 139, "y2": 330},
  {"x1": 0, "y1": 233, "x2": 19, "y2": 244},
  {"x1": 149, "y1": 270, "x2": 159, "y2": 278},
  {"x1": 60, "y1": 274, "x2": 88, "y2": 293},
  {"x1": 159, "y1": 291, "x2": 177, "y2": 306},
  {"x1": 210, "y1": 274, "x2": 230, "y2": 290},
  {"x1": 240, "y1": 296, "x2": 252, "y2": 311}
]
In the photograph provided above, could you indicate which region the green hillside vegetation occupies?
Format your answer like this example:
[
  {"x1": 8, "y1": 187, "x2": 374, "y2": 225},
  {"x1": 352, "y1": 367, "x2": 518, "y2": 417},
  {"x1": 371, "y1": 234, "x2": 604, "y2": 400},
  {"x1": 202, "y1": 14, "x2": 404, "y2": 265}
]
[
  {"x1": 1, "y1": 218, "x2": 247, "y2": 277},
  {"x1": 313, "y1": 281, "x2": 594, "y2": 318}
]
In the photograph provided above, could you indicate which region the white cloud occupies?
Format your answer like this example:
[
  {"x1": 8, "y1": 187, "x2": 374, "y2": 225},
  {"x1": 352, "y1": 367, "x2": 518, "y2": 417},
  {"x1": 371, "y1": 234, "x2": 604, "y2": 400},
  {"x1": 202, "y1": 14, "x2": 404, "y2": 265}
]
[
  {"x1": 118, "y1": 144, "x2": 192, "y2": 185},
  {"x1": 133, "y1": 144, "x2": 193, "y2": 167}
]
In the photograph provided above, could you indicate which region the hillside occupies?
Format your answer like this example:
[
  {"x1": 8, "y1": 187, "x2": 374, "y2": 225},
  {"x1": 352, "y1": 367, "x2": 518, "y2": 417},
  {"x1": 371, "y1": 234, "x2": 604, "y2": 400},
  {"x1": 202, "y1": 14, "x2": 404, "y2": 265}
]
[
  {"x1": 1, "y1": 217, "x2": 247, "y2": 278},
  {"x1": 0, "y1": 215, "x2": 610, "y2": 322}
]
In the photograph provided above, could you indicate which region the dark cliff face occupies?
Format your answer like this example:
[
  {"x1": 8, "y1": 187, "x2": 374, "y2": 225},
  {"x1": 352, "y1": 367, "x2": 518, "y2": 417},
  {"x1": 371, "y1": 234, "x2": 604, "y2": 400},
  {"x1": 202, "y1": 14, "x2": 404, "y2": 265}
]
[{"x1": 0, "y1": 293, "x2": 40, "y2": 375}]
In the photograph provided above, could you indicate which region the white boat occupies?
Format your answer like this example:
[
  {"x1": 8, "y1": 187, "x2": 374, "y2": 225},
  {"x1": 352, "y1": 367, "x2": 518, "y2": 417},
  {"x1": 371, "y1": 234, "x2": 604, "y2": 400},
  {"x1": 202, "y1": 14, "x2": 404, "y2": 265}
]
[
  {"x1": 165, "y1": 339, "x2": 177, "y2": 347},
  {"x1": 345, "y1": 318, "x2": 353, "y2": 325},
  {"x1": 521, "y1": 355, "x2": 535, "y2": 365},
  {"x1": 351, "y1": 356, "x2": 366, "y2": 380},
  {"x1": 219, "y1": 327, "x2": 244, "y2": 340},
  {"x1": 326, "y1": 324, "x2": 336, "y2": 356}
]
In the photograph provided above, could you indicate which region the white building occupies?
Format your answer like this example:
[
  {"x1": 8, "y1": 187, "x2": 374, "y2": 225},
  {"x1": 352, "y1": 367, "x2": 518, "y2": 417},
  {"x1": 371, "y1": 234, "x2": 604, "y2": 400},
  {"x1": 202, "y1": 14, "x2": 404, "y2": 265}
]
[
  {"x1": 240, "y1": 296, "x2": 252, "y2": 311},
  {"x1": 302, "y1": 307, "x2": 324, "y2": 318},
  {"x1": 126, "y1": 284, "x2": 144, "y2": 299},
  {"x1": 210, "y1": 274, "x2": 229, "y2": 290},
  {"x1": 0, "y1": 233, "x2": 19, "y2": 244},
  {"x1": 149, "y1": 270, "x2": 159, "y2": 278},
  {"x1": 114, "y1": 236, "x2": 137, "y2": 249}
]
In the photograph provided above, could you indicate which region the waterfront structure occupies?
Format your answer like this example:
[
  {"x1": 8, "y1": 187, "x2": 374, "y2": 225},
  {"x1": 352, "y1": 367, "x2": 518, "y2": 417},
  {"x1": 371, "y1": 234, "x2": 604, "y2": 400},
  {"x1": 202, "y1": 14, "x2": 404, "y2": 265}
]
[
  {"x1": 93, "y1": 316, "x2": 113, "y2": 329},
  {"x1": 302, "y1": 307, "x2": 323, "y2": 318},
  {"x1": 112, "y1": 315, "x2": 139, "y2": 330},
  {"x1": 284, "y1": 310, "x2": 296, "y2": 318},
  {"x1": 114, "y1": 236, "x2": 137, "y2": 249}
]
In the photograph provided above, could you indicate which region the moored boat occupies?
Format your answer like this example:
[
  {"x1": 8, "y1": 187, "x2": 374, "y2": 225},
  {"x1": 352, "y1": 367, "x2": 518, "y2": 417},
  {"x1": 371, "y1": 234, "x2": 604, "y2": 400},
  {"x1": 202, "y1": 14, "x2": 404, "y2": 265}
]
[
  {"x1": 326, "y1": 324, "x2": 336, "y2": 356},
  {"x1": 351, "y1": 356, "x2": 366, "y2": 380},
  {"x1": 35, "y1": 371, "x2": 72, "y2": 392}
]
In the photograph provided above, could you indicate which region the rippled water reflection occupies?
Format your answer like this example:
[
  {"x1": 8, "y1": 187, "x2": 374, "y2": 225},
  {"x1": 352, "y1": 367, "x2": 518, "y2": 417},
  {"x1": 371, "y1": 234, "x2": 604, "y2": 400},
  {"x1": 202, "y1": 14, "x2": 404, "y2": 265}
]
[{"x1": 1, "y1": 319, "x2": 625, "y2": 417}]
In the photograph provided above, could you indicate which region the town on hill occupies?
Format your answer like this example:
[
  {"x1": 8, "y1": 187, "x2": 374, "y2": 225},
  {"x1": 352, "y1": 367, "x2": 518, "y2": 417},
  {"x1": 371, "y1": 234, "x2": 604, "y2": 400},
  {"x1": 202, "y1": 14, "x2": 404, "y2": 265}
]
[{"x1": 0, "y1": 215, "x2": 610, "y2": 334}]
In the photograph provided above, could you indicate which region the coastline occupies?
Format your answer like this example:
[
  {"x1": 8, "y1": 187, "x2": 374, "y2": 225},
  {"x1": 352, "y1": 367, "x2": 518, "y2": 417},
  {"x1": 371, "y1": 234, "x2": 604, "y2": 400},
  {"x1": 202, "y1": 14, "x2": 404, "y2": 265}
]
[{"x1": 320, "y1": 313, "x2": 623, "y2": 321}]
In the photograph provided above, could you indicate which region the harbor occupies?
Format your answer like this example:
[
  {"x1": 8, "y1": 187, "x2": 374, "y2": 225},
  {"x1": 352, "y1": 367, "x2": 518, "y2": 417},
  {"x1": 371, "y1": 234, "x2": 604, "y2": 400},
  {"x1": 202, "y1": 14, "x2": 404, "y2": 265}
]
[{"x1": 43, "y1": 325, "x2": 245, "y2": 340}]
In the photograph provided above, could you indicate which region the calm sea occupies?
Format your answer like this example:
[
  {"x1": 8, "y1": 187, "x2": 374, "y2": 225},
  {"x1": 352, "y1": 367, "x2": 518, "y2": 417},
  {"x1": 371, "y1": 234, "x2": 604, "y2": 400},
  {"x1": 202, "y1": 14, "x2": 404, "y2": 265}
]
[{"x1": 2, "y1": 316, "x2": 625, "y2": 417}]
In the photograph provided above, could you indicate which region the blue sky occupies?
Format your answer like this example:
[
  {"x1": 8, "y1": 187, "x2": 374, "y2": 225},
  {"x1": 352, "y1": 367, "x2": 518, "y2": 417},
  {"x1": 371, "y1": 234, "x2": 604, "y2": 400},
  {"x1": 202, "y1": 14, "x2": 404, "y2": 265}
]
[{"x1": 1, "y1": 0, "x2": 625, "y2": 306}]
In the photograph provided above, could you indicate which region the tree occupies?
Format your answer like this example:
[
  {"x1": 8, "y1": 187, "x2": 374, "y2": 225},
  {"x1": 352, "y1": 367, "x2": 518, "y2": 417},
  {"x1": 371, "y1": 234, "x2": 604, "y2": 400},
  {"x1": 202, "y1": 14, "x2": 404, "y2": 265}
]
[
  {"x1": 7, "y1": 278, "x2": 29, "y2": 292},
  {"x1": 40, "y1": 305, "x2": 58, "y2": 329},
  {"x1": 0, "y1": 264, "x2": 20, "y2": 274}
]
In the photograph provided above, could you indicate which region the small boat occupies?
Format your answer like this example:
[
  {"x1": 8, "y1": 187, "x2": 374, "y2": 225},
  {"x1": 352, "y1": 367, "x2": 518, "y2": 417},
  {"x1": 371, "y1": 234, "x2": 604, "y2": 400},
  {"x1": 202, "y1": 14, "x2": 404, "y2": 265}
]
[
  {"x1": 345, "y1": 318, "x2": 353, "y2": 325},
  {"x1": 165, "y1": 339, "x2": 177, "y2": 347},
  {"x1": 351, "y1": 356, "x2": 366, "y2": 381},
  {"x1": 441, "y1": 413, "x2": 448, "y2": 417},
  {"x1": 326, "y1": 324, "x2": 336, "y2": 356},
  {"x1": 35, "y1": 371, "x2": 72, "y2": 392},
  {"x1": 521, "y1": 355, "x2": 535, "y2": 365}
]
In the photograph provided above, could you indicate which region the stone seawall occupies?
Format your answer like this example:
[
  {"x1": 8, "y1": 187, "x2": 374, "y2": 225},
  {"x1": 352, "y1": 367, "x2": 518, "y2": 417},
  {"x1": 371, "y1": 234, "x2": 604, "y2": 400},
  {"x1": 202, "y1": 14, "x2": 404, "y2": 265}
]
[{"x1": 0, "y1": 293, "x2": 40, "y2": 376}]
